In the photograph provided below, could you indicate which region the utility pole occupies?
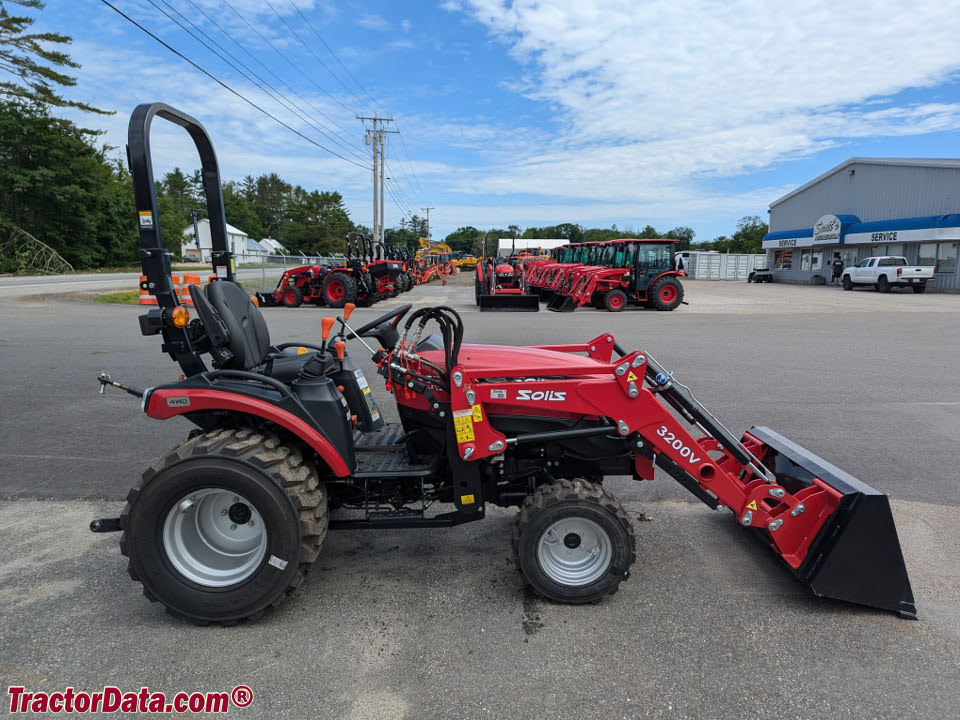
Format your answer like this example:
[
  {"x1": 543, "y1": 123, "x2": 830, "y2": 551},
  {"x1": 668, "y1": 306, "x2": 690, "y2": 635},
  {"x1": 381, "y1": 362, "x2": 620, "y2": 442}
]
[
  {"x1": 359, "y1": 115, "x2": 394, "y2": 245},
  {"x1": 422, "y1": 207, "x2": 434, "y2": 241}
]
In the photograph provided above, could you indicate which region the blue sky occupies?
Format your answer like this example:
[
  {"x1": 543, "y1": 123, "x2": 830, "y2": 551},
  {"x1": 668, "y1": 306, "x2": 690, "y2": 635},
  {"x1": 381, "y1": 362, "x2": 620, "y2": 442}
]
[{"x1": 38, "y1": 0, "x2": 960, "y2": 243}]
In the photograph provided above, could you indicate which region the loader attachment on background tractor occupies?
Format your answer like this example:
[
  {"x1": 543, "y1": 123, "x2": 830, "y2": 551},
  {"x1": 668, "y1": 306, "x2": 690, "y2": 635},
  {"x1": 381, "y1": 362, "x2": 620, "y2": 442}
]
[
  {"x1": 546, "y1": 294, "x2": 577, "y2": 312},
  {"x1": 479, "y1": 292, "x2": 540, "y2": 312}
]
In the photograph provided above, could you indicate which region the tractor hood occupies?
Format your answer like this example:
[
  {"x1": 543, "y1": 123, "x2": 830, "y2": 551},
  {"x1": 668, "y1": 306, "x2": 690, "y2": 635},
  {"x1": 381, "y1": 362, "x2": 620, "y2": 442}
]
[{"x1": 421, "y1": 344, "x2": 609, "y2": 375}]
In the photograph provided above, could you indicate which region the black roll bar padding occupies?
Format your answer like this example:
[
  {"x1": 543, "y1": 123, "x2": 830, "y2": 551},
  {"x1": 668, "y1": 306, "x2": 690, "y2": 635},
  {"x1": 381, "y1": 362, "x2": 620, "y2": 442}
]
[{"x1": 127, "y1": 103, "x2": 234, "y2": 293}]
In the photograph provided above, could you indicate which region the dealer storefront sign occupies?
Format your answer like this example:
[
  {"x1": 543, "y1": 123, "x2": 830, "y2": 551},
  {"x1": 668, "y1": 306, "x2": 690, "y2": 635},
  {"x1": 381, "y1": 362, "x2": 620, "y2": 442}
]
[{"x1": 813, "y1": 214, "x2": 842, "y2": 244}]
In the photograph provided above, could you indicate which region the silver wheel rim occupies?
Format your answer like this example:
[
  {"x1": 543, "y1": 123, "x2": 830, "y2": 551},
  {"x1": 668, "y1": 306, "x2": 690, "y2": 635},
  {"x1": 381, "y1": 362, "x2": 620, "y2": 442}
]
[
  {"x1": 163, "y1": 489, "x2": 268, "y2": 587},
  {"x1": 537, "y1": 517, "x2": 612, "y2": 587}
]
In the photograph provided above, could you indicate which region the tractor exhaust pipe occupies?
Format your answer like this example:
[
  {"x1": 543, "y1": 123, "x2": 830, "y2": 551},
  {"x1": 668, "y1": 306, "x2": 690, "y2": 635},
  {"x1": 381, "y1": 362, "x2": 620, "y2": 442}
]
[{"x1": 744, "y1": 426, "x2": 916, "y2": 619}]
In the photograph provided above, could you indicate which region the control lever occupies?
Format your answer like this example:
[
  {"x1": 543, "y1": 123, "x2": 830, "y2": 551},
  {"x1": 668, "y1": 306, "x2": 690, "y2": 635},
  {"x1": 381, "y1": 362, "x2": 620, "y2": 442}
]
[
  {"x1": 335, "y1": 301, "x2": 377, "y2": 354},
  {"x1": 320, "y1": 317, "x2": 335, "y2": 354},
  {"x1": 98, "y1": 373, "x2": 145, "y2": 398},
  {"x1": 334, "y1": 341, "x2": 346, "y2": 371}
]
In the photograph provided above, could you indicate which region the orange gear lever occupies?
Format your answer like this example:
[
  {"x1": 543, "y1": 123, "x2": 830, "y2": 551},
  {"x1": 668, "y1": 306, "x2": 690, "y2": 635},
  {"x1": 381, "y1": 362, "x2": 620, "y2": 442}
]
[
  {"x1": 343, "y1": 303, "x2": 355, "y2": 321},
  {"x1": 321, "y1": 317, "x2": 335, "y2": 340},
  {"x1": 334, "y1": 341, "x2": 345, "y2": 362}
]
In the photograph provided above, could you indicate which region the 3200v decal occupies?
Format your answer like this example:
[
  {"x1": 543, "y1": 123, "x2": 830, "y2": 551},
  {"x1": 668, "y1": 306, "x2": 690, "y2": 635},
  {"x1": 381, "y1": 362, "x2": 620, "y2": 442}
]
[{"x1": 656, "y1": 425, "x2": 700, "y2": 464}]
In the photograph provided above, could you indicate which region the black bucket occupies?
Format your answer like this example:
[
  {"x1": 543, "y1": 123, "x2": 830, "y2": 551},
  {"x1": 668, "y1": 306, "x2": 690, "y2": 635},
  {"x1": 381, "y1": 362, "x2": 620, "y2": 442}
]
[
  {"x1": 745, "y1": 426, "x2": 916, "y2": 619},
  {"x1": 546, "y1": 295, "x2": 576, "y2": 312},
  {"x1": 478, "y1": 293, "x2": 540, "y2": 312}
]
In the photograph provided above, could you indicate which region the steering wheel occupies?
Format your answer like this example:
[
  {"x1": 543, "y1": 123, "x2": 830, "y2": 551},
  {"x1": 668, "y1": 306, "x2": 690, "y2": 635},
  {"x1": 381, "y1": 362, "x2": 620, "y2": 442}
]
[{"x1": 348, "y1": 303, "x2": 412, "y2": 338}]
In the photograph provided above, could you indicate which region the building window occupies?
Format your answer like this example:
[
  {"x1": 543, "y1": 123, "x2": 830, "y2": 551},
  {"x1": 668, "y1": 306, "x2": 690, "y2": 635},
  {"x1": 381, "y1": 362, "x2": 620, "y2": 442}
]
[
  {"x1": 918, "y1": 242, "x2": 957, "y2": 273},
  {"x1": 800, "y1": 250, "x2": 811, "y2": 271},
  {"x1": 774, "y1": 249, "x2": 793, "y2": 271},
  {"x1": 811, "y1": 249, "x2": 823, "y2": 273}
]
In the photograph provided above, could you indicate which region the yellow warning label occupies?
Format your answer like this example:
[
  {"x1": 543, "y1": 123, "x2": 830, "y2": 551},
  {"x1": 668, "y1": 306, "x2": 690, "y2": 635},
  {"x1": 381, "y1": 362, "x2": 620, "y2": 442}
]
[
  {"x1": 627, "y1": 371, "x2": 638, "y2": 382},
  {"x1": 454, "y1": 414, "x2": 475, "y2": 443},
  {"x1": 472, "y1": 404, "x2": 483, "y2": 422},
  {"x1": 746, "y1": 500, "x2": 757, "y2": 510},
  {"x1": 460, "y1": 494, "x2": 475, "y2": 505}
]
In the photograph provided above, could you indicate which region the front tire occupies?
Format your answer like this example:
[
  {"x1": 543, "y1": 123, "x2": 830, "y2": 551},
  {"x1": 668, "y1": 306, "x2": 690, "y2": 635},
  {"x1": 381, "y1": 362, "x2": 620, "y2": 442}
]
[
  {"x1": 282, "y1": 285, "x2": 304, "y2": 308},
  {"x1": 842, "y1": 275, "x2": 853, "y2": 291},
  {"x1": 603, "y1": 289, "x2": 627, "y2": 312},
  {"x1": 120, "y1": 429, "x2": 327, "y2": 625},
  {"x1": 514, "y1": 479, "x2": 635, "y2": 604}
]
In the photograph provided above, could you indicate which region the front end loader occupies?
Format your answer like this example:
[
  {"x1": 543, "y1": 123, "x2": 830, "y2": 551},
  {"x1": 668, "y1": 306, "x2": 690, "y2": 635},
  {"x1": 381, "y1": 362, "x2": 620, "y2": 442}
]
[
  {"x1": 475, "y1": 256, "x2": 540, "y2": 311},
  {"x1": 90, "y1": 102, "x2": 915, "y2": 626}
]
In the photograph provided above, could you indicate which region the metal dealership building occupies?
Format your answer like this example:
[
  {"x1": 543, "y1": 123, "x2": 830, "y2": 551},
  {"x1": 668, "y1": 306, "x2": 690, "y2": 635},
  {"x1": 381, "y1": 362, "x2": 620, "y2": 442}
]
[{"x1": 762, "y1": 158, "x2": 960, "y2": 291}]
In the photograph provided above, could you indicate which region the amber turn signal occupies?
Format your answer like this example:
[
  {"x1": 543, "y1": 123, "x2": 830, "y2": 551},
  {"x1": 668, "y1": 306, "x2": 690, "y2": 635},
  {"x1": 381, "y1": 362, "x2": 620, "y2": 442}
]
[{"x1": 171, "y1": 305, "x2": 190, "y2": 328}]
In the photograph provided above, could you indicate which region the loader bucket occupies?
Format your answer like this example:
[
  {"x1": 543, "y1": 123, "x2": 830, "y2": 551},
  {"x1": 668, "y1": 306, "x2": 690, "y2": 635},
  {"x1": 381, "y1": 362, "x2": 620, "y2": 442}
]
[
  {"x1": 546, "y1": 294, "x2": 577, "y2": 312},
  {"x1": 255, "y1": 292, "x2": 280, "y2": 307},
  {"x1": 538, "y1": 289, "x2": 555, "y2": 302},
  {"x1": 478, "y1": 293, "x2": 540, "y2": 312},
  {"x1": 744, "y1": 426, "x2": 916, "y2": 618}
]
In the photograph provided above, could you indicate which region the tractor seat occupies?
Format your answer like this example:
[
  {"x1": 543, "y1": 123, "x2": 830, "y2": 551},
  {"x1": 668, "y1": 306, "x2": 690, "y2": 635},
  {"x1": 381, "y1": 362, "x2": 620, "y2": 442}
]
[{"x1": 189, "y1": 282, "x2": 331, "y2": 383}]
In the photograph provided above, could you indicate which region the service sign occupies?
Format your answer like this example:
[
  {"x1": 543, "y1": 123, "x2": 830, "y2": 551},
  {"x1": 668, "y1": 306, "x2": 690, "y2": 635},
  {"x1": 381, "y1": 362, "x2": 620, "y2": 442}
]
[{"x1": 812, "y1": 214, "x2": 842, "y2": 244}]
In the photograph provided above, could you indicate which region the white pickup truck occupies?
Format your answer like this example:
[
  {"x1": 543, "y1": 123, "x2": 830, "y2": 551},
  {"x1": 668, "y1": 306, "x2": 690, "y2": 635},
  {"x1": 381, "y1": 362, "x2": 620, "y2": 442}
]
[{"x1": 841, "y1": 256, "x2": 934, "y2": 293}]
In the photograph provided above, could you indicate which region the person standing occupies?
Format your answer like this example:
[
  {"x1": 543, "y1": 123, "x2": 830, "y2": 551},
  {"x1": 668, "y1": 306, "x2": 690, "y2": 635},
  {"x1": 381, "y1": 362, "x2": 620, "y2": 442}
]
[{"x1": 831, "y1": 255, "x2": 844, "y2": 285}]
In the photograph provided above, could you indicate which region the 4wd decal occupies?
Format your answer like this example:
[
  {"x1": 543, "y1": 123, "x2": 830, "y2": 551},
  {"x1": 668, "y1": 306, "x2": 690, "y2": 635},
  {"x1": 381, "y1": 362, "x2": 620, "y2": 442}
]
[
  {"x1": 516, "y1": 390, "x2": 566, "y2": 402},
  {"x1": 166, "y1": 397, "x2": 190, "y2": 407}
]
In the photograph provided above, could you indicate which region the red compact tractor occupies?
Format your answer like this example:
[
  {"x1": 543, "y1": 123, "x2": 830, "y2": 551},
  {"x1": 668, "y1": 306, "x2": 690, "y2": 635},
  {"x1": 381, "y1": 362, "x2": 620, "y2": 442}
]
[
  {"x1": 256, "y1": 265, "x2": 329, "y2": 308},
  {"x1": 92, "y1": 103, "x2": 916, "y2": 626},
  {"x1": 475, "y1": 254, "x2": 540, "y2": 311},
  {"x1": 547, "y1": 239, "x2": 685, "y2": 312},
  {"x1": 318, "y1": 233, "x2": 383, "y2": 308}
]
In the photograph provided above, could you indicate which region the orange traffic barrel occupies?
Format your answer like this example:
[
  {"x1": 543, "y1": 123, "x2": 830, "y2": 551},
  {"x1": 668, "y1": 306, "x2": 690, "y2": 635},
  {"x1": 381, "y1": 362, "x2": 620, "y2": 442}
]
[
  {"x1": 180, "y1": 273, "x2": 201, "y2": 306},
  {"x1": 138, "y1": 275, "x2": 158, "y2": 305}
]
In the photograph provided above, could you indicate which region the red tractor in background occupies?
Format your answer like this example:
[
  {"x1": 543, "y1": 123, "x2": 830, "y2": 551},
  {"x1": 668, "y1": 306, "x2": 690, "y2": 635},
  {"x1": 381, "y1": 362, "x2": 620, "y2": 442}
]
[
  {"x1": 319, "y1": 233, "x2": 387, "y2": 308},
  {"x1": 547, "y1": 239, "x2": 685, "y2": 312},
  {"x1": 475, "y1": 250, "x2": 541, "y2": 311},
  {"x1": 537, "y1": 243, "x2": 602, "y2": 303},
  {"x1": 256, "y1": 264, "x2": 330, "y2": 308}
]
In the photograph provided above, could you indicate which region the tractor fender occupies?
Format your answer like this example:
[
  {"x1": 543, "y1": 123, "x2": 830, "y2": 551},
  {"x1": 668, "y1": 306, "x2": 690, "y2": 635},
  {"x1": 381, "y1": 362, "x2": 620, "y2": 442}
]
[
  {"x1": 647, "y1": 269, "x2": 684, "y2": 287},
  {"x1": 144, "y1": 387, "x2": 352, "y2": 477}
]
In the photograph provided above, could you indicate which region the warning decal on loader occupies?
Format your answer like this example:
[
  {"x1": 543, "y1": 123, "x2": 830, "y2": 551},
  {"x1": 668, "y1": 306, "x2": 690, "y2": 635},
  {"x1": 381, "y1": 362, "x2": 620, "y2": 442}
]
[
  {"x1": 138, "y1": 211, "x2": 153, "y2": 228},
  {"x1": 472, "y1": 404, "x2": 483, "y2": 422},
  {"x1": 746, "y1": 500, "x2": 757, "y2": 510},
  {"x1": 453, "y1": 409, "x2": 475, "y2": 443},
  {"x1": 627, "y1": 371, "x2": 638, "y2": 382}
]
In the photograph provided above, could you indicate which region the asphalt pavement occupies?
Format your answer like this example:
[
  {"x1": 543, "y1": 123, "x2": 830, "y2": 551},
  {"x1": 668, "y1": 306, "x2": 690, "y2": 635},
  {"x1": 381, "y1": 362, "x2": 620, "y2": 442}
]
[{"x1": 1, "y1": 275, "x2": 958, "y2": 719}]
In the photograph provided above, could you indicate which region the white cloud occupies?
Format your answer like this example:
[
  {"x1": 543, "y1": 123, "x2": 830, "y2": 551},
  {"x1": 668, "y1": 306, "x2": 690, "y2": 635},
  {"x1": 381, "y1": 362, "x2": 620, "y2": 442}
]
[
  {"x1": 357, "y1": 14, "x2": 390, "y2": 30},
  {"x1": 446, "y1": 0, "x2": 960, "y2": 215}
]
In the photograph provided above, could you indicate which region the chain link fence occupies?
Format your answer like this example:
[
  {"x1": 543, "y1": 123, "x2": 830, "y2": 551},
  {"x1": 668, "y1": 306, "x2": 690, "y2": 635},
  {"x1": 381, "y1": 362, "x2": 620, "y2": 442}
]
[{"x1": 232, "y1": 253, "x2": 349, "y2": 291}]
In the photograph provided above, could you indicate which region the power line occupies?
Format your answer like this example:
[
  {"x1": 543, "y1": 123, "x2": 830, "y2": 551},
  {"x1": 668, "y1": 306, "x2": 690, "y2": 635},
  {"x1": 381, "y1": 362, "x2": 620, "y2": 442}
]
[
  {"x1": 261, "y1": 0, "x2": 357, "y2": 115},
  {"x1": 99, "y1": 0, "x2": 369, "y2": 170},
  {"x1": 149, "y1": 0, "x2": 368, "y2": 163},
  {"x1": 178, "y1": 0, "x2": 368, "y2": 157},
  {"x1": 286, "y1": 0, "x2": 387, "y2": 117},
  {"x1": 219, "y1": 0, "x2": 365, "y2": 142}
]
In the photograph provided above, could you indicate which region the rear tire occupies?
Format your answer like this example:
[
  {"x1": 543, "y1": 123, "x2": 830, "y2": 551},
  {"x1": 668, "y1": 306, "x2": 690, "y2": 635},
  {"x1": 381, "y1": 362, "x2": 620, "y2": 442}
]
[
  {"x1": 282, "y1": 285, "x2": 304, "y2": 308},
  {"x1": 603, "y1": 289, "x2": 627, "y2": 312},
  {"x1": 120, "y1": 429, "x2": 327, "y2": 625},
  {"x1": 647, "y1": 277, "x2": 684, "y2": 311},
  {"x1": 877, "y1": 276, "x2": 891, "y2": 293},
  {"x1": 842, "y1": 275, "x2": 853, "y2": 291},
  {"x1": 321, "y1": 273, "x2": 357, "y2": 308},
  {"x1": 514, "y1": 479, "x2": 635, "y2": 604},
  {"x1": 912, "y1": 283, "x2": 927, "y2": 293}
]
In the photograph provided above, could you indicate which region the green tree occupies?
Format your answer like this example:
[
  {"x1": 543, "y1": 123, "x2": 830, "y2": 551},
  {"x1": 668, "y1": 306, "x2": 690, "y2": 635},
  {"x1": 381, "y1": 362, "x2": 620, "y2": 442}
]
[
  {"x1": 665, "y1": 226, "x2": 695, "y2": 251},
  {"x1": 0, "y1": 101, "x2": 136, "y2": 268},
  {"x1": 443, "y1": 225, "x2": 482, "y2": 254},
  {"x1": 0, "y1": 0, "x2": 107, "y2": 114},
  {"x1": 730, "y1": 215, "x2": 767, "y2": 253},
  {"x1": 281, "y1": 187, "x2": 355, "y2": 255}
]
